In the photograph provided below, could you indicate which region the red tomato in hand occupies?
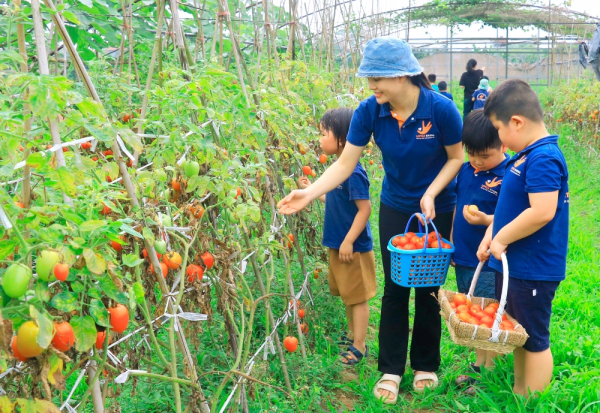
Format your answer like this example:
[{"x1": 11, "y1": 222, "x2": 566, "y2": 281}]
[{"x1": 302, "y1": 166, "x2": 312, "y2": 175}]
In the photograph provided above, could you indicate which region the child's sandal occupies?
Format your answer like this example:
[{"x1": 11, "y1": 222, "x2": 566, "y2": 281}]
[
  {"x1": 455, "y1": 363, "x2": 481, "y2": 386},
  {"x1": 339, "y1": 345, "x2": 368, "y2": 366},
  {"x1": 337, "y1": 333, "x2": 354, "y2": 347}
]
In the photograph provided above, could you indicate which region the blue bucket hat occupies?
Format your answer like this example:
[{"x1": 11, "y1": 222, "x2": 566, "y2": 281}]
[
  {"x1": 478, "y1": 78, "x2": 490, "y2": 90},
  {"x1": 357, "y1": 36, "x2": 424, "y2": 78}
]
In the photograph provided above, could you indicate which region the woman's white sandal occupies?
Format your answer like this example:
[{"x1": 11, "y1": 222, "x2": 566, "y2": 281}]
[
  {"x1": 373, "y1": 374, "x2": 401, "y2": 404},
  {"x1": 412, "y1": 372, "x2": 439, "y2": 393}
]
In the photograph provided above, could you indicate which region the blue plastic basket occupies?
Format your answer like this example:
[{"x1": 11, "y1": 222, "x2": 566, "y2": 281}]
[{"x1": 387, "y1": 213, "x2": 455, "y2": 288}]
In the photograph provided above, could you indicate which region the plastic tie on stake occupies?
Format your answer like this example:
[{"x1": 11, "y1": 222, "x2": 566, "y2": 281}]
[
  {"x1": 0, "y1": 206, "x2": 12, "y2": 230},
  {"x1": 114, "y1": 369, "x2": 146, "y2": 384},
  {"x1": 116, "y1": 135, "x2": 135, "y2": 161}
]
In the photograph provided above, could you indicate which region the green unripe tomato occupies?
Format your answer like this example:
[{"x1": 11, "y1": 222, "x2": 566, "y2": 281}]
[
  {"x1": 36, "y1": 250, "x2": 59, "y2": 282},
  {"x1": 161, "y1": 215, "x2": 172, "y2": 227},
  {"x1": 183, "y1": 161, "x2": 200, "y2": 178},
  {"x1": 2, "y1": 264, "x2": 32, "y2": 298},
  {"x1": 154, "y1": 240, "x2": 167, "y2": 255}
]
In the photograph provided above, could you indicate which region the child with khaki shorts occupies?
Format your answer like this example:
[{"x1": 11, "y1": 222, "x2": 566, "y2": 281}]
[{"x1": 298, "y1": 107, "x2": 376, "y2": 366}]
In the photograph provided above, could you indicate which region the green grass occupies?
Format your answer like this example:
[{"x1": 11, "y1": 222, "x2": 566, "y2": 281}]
[{"x1": 241, "y1": 131, "x2": 600, "y2": 412}]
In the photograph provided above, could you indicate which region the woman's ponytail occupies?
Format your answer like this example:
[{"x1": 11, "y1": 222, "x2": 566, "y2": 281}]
[
  {"x1": 409, "y1": 72, "x2": 433, "y2": 90},
  {"x1": 466, "y1": 59, "x2": 477, "y2": 73}
]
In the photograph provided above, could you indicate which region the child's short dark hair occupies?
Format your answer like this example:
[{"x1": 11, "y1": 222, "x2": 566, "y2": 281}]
[
  {"x1": 483, "y1": 79, "x2": 543, "y2": 124},
  {"x1": 428, "y1": 73, "x2": 437, "y2": 83},
  {"x1": 463, "y1": 109, "x2": 502, "y2": 154},
  {"x1": 320, "y1": 108, "x2": 354, "y2": 147},
  {"x1": 438, "y1": 81, "x2": 447, "y2": 91}
]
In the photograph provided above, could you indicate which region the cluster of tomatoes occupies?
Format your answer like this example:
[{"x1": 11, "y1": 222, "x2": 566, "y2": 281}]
[
  {"x1": 391, "y1": 232, "x2": 452, "y2": 251},
  {"x1": 142, "y1": 245, "x2": 214, "y2": 283},
  {"x1": 283, "y1": 301, "x2": 309, "y2": 353},
  {"x1": 450, "y1": 293, "x2": 516, "y2": 331}
]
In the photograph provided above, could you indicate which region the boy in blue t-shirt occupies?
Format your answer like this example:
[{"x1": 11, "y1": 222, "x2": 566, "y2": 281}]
[
  {"x1": 438, "y1": 81, "x2": 453, "y2": 101},
  {"x1": 298, "y1": 108, "x2": 375, "y2": 367},
  {"x1": 472, "y1": 79, "x2": 490, "y2": 110},
  {"x1": 452, "y1": 109, "x2": 509, "y2": 394},
  {"x1": 428, "y1": 73, "x2": 439, "y2": 91},
  {"x1": 478, "y1": 79, "x2": 569, "y2": 397}
]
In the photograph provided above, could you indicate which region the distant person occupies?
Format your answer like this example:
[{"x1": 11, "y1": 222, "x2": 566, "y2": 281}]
[
  {"x1": 459, "y1": 59, "x2": 485, "y2": 118},
  {"x1": 428, "y1": 73, "x2": 439, "y2": 92},
  {"x1": 438, "y1": 81, "x2": 453, "y2": 101},
  {"x1": 472, "y1": 79, "x2": 490, "y2": 110}
]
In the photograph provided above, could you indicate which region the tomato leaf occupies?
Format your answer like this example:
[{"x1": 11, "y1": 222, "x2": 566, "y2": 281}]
[
  {"x1": 50, "y1": 291, "x2": 79, "y2": 312},
  {"x1": 70, "y1": 281, "x2": 84, "y2": 293},
  {"x1": 142, "y1": 227, "x2": 155, "y2": 244},
  {"x1": 30, "y1": 306, "x2": 53, "y2": 349},
  {"x1": 132, "y1": 282, "x2": 145, "y2": 305},
  {"x1": 56, "y1": 167, "x2": 77, "y2": 197},
  {"x1": 120, "y1": 223, "x2": 143, "y2": 239},
  {"x1": 34, "y1": 280, "x2": 50, "y2": 303},
  {"x1": 79, "y1": 220, "x2": 108, "y2": 233},
  {"x1": 89, "y1": 299, "x2": 110, "y2": 328},
  {"x1": 25, "y1": 152, "x2": 49, "y2": 169},
  {"x1": 87, "y1": 287, "x2": 102, "y2": 300},
  {"x1": 61, "y1": 210, "x2": 85, "y2": 225},
  {"x1": 122, "y1": 254, "x2": 144, "y2": 268},
  {"x1": 83, "y1": 248, "x2": 106, "y2": 275},
  {"x1": 0, "y1": 239, "x2": 18, "y2": 260},
  {"x1": 0, "y1": 395, "x2": 13, "y2": 412},
  {"x1": 47, "y1": 353, "x2": 65, "y2": 389},
  {"x1": 99, "y1": 276, "x2": 129, "y2": 305},
  {"x1": 71, "y1": 315, "x2": 96, "y2": 352}
]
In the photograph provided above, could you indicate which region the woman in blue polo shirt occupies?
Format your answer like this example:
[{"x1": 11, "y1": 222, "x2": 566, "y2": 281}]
[{"x1": 278, "y1": 37, "x2": 464, "y2": 402}]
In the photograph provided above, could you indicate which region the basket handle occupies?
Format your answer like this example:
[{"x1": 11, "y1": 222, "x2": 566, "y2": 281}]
[
  {"x1": 469, "y1": 251, "x2": 509, "y2": 343},
  {"x1": 404, "y1": 213, "x2": 443, "y2": 253}
]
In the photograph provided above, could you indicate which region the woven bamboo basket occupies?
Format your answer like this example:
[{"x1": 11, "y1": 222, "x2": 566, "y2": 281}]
[{"x1": 438, "y1": 253, "x2": 529, "y2": 354}]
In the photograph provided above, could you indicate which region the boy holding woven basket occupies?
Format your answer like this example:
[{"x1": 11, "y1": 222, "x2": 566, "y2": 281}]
[
  {"x1": 451, "y1": 109, "x2": 510, "y2": 394},
  {"x1": 477, "y1": 79, "x2": 569, "y2": 397}
]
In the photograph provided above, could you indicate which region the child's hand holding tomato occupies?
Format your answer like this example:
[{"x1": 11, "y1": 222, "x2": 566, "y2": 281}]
[
  {"x1": 462, "y1": 205, "x2": 491, "y2": 226},
  {"x1": 339, "y1": 239, "x2": 354, "y2": 263},
  {"x1": 297, "y1": 176, "x2": 311, "y2": 189}
]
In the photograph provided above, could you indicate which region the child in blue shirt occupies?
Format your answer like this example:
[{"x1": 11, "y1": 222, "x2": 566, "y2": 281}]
[
  {"x1": 472, "y1": 79, "x2": 490, "y2": 110},
  {"x1": 438, "y1": 81, "x2": 453, "y2": 101},
  {"x1": 298, "y1": 108, "x2": 375, "y2": 367},
  {"x1": 428, "y1": 73, "x2": 439, "y2": 91},
  {"x1": 452, "y1": 109, "x2": 510, "y2": 394},
  {"x1": 478, "y1": 79, "x2": 569, "y2": 397}
]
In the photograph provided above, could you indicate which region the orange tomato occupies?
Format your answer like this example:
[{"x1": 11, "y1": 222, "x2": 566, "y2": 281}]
[
  {"x1": 150, "y1": 262, "x2": 168, "y2": 278},
  {"x1": 283, "y1": 336, "x2": 298, "y2": 352},
  {"x1": 458, "y1": 312, "x2": 471, "y2": 322},
  {"x1": 163, "y1": 252, "x2": 182, "y2": 270},
  {"x1": 319, "y1": 154, "x2": 327, "y2": 164},
  {"x1": 456, "y1": 305, "x2": 469, "y2": 313},
  {"x1": 470, "y1": 304, "x2": 482, "y2": 314},
  {"x1": 483, "y1": 307, "x2": 496, "y2": 316},
  {"x1": 450, "y1": 302, "x2": 457, "y2": 309},
  {"x1": 11, "y1": 336, "x2": 28, "y2": 362},
  {"x1": 186, "y1": 264, "x2": 204, "y2": 283},
  {"x1": 302, "y1": 166, "x2": 312, "y2": 175},
  {"x1": 51, "y1": 322, "x2": 75, "y2": 352},
  {"x1": 480, "y1": 315, "x2": 493, "y2": 326},
  {"x1": 454, "y1": 294, "x2": 467, "y2": 306},
  {"x1": 172, "y1": 180, "x2": 181, "y2": 191}
]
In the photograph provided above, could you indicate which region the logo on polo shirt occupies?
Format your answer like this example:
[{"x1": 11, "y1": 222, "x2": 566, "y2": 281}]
[
  {"x1": 565, "y1": 192, "x2": 569, "y2": 204},
  {"x1": 480, "y1": 177, "x2": 502, "y2": 196},
  {"x1": 416, "y1": 121, "x2": 435, "y2": 139},
  {"x1": 510, "y1": 156, "x2": 527, "y2": 176}
]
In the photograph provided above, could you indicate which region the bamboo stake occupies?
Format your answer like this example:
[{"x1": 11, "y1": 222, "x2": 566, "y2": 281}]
[
  {"x1": 15, "y1": 0, "x2": 32, "y2": 209},
  {"x1": 32, "y1": 0, "x2": 72, "y2": 207}
]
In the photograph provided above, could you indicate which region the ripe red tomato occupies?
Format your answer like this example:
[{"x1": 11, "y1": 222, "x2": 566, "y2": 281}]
[
  {"x1": 11, "y1": 336, "x2": 28, "y2": 362},
  {"x1": 108, "y1": 304, "x2": 129, "y2": 334},
  {"x1": 51, "y1": 322, "x2": 75, "y2": 352},
  {"x1": 200, "y1": 252, "x2": 214, "y2": 270},
  {"x1": 442, "y1": 242, "x2": 452, "y2": 249},
  {"x1": 286, "y1": 234, "x2": 294, "y2": 249},
  {"x1": 480, "y1": 315, "x2": 494, "y2": 326},
  {"x1": 403, "y1": 243, "x2": 416, "y2": 250},
  {"x1": 369, "y1": 160, "x2": 374, "y2": 165},
  {"x1": 142, "y1": 248, "x2": 162, "y2": 261},
  {"x1": 454, "y1": 294, "x2": 467, "y2": 306},
  {"x1": 100, "y1": 203, "x2": 111, "y2": 215},
  {"x1": 414, "y1": 239, "x2": 425, "y2": 249},
  {"x1": 429, "y1": 240, "x2": 441, "y2": 249},
  {"x1": 235, "y1": 187, "x2": 242, "y2": 199},
  {"x1": 301, "y1": 323, "x2": 309, "y2": 334},
  {"x1": 96, "y1": 331, "x2": 110, "y2": 350},
  {"x1": 392, "y1": 236, "x2": 402, "y2": 247},
  {"x1": 427, "y1": 233, "x2": 438, "y2": 243},
  {"x1": 53, "y1": 263, "x2": 69, "y2": 282},
  {"x1": 298, "y1": 309, "x2": 305, "y2": 318},
  {"x1": 483, "y1": 306, "x2": 496, "y2": 316},
  {"x1": 302, "y1": 165, "x2": 312, "y2": 175},
  {"x1": 283, "y1": 336, "x2": 298, "y2": 352},
  {"x1": 110, "y1": 239, "x2": 123, "y2": 253},
  {"x1": 319, "y1": 154, "x2": 327, "y2": 164},
  {"x1": 404, "y1": 232, "x2": 415, "y2": 239},
  {"x1": 186, "y1": 264, "x2": 204, "y2": 283}
]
